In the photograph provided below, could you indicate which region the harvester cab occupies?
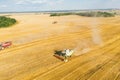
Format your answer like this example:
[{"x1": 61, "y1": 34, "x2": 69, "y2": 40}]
[{"x1": 62, "y1": 49, "x2": 74, "y2": 62}]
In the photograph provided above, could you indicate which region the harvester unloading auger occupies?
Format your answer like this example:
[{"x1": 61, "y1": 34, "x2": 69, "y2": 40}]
[{"x1": 54, "y1": 49, "x2": 74, "y2": 62}]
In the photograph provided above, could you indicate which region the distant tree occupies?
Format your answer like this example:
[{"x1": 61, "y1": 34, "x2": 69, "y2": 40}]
[{"x1": 0, "y1": 16, "x2": 17, "y2": 28}]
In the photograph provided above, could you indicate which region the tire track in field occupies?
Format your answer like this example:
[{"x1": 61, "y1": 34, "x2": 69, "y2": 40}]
[
  {"x1": 0, "y1": 31, "x2": 92, "y2": 80},
  {"x1": 33, "y1": 38, "x2": 120, "y2": 80},
  {"x1": 115, "y1": 73, "x2": 120, "y2": 80},
  {"x1": 77, "y1": 52, "x2": 120, "y2": 80},
  {"x1": 0, "y1": 31, "x2": 90, "y2": 54},
  {"x1": 35, "y1": 54, "x2": 109, "y2": 80},
  {"x1": 60, "y1": 41, "x2": 120, "y2": 80},
  {"x1": 0, "y1": 26, "x2": 119, "y2": 56},
  {"x1": 61, "y1": 46, "x2": 120, "y2": 80},
  {"x1": 88, "y1": 53, "x2": 120, "y2": 80},
  {"x1": 100, "y1": 62, "x2": 120, "y2": 80},
  {"x1": 0, "y1": 24, "x2": 119, "y2": 79},
  {"x1": 0, "y1": 33, "x2": 119, "y2": 80},
  {"x1": 60, "y1": 40, "x2": 120, "y2": 80}
]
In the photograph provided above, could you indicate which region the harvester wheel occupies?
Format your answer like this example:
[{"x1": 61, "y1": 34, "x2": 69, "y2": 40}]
[
  {"x1": 64, "y1": 59, "x2": 68, "y2": 62},
  {"x1": 1, "y1": 47, "x2": 4, "y2": 50}
]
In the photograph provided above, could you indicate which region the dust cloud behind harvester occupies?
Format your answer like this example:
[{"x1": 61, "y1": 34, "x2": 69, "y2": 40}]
[
  {"x1": 74, "y1": 18, "x2": 103, "y2": 56},
  {"x1": 90, "y1": 19, "x2": 103, "y2": 46}
]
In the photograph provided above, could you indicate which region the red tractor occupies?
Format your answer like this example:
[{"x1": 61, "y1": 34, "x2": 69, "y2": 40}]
[{"x1": 0, "y1": 41, "x2": 12, "y2": 50}]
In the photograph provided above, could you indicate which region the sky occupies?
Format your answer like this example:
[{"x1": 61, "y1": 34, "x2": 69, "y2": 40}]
[{"x1": 0, "y1": 0, "x2": 120, "y2": 12}]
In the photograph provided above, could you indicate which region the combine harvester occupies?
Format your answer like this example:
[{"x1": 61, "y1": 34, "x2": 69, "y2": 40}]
[
  {"x1": 0, "y1": 41, "x2": 12, "y2": 50},
  {"x1": 54, "y1": 49, "x2": 74, "y2": 62}
]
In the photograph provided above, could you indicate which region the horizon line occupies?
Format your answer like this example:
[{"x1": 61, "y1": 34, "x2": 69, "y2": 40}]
[{"x1": 0, "y1": 8, "x2": 120, "y2": 13}]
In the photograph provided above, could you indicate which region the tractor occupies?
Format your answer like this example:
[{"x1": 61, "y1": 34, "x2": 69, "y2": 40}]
[{"x1": 0, "y1": 41, "x2": 12, "y2": 50}]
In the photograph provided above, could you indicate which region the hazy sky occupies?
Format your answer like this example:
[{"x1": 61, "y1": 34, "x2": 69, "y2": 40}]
[{"x1": 0, "y1": 0, "x2": 120, "y2": 12}]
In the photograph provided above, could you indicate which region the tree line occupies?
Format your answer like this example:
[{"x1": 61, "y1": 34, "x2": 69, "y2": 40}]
[
  {"x1": 50, "y1": 12, "x2": 115, "y2": 17},
  {"x1": 0, "y1": 16, "x2": 17, "y2": 28}
]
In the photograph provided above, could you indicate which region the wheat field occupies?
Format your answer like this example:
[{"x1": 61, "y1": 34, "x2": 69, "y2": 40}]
[{"x1": 0, "y1": 14, "x2": 120, "y2": 80}]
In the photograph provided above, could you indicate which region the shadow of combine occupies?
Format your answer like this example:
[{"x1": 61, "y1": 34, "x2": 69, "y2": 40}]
[{"x1": 53, "y1": 50, "x2": 64, "y2": 61}]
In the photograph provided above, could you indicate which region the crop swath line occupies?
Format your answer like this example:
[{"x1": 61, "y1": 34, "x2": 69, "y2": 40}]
[
  {"x1": 62, "y1": 52, "x2": 120, "y2": 80},
  {"x1": 0, "y1": 31, "x2": 89, "y2": 54},
  {"x1": 0, "y1": 26, "x2": 114, "y2": 54},
  {"x1": 45, "y1": 51, "x2": 116, "y2": 80},
  {"x1": 115, "y1": 73, "x2": 120, "y2": 80},
  {"x1": 3, "y1": 36, "x2": 120, "y2": 80},
  {"x1": 33, "y1": 49, "x2": 114, "y2": 80},
  {"x1": 0, "y1": 27, "x2": 119, "y2": 79},
  {"x1": 100, "y1": 62, "x2": 120, "y2": 80},
  {"x1": 60, "y1": 43, "x2": 120, "y2": 80},
  {"x1": 63, "y1": 48, "x2": 120, "y2": 80},
  {"x1": 31, "y1": 48, "x2": 113, "y2": 80},
  {"x1": 88, "y1": 54, "x2": 120, "y2": 80},
  {"x1": 32, "y1": 39, "x2": 120, "y2": 80},
  {"x1": 77, "y1": 53, "x2": 120, "y2": 80}
]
